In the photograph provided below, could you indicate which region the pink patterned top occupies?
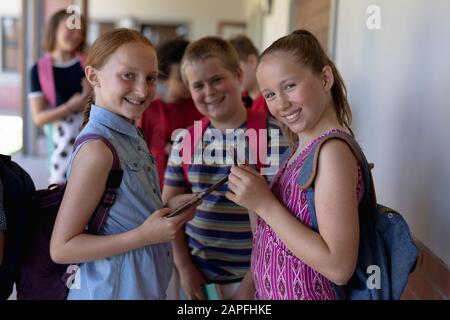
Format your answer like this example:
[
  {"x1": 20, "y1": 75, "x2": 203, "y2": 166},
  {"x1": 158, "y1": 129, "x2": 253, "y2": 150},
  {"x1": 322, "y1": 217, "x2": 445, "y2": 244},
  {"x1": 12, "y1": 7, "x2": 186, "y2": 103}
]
[{"x1": 251, "y1": 129, "x2": 365, "y2": 300}]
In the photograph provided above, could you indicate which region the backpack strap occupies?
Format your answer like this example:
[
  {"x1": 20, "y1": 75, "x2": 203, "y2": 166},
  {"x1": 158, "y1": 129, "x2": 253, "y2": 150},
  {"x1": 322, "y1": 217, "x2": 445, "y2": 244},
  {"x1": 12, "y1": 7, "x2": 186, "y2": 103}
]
[
  {"x1": 268, "y1": 146, "x2": 292, "y2": 189},
  {"x1": 37, "y1": 53, "x2": 87, "y2": 108},
  {"x1": 297, "y1": 132, "x2": 377, "y2": 231},
  {"x1": 37, "y1": 54, "x2": 56, "y2": 107},
  {"x1": 181, "y1": 117, "x2": 209, "y2": 190},
  {"x1": 246, "y1": 109, "x2": 268, "y2": 173},
  {"x1": 72, "y1": 134, "x2": 123, "y2": 234}
]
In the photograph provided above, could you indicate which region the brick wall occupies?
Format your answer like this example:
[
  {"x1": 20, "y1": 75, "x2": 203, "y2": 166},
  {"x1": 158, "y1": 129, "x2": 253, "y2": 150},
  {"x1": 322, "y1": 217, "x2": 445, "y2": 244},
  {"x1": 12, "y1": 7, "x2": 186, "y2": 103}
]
[{"x1": 401, "y1": 239, "x2": 450, "y2": 300}]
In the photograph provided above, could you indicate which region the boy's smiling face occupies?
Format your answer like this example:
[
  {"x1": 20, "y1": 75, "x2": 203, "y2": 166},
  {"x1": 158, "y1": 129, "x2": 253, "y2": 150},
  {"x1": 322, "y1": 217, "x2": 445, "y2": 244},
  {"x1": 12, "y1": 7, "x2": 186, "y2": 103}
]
[{"x1": 184, "y1": 57, "x2": 243, "y2": 123}]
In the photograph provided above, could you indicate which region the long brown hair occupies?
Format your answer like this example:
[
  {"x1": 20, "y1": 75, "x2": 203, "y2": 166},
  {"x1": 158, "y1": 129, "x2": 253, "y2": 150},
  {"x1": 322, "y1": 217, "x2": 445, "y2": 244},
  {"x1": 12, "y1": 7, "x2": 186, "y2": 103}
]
[
  {"x1": 44, "y1": 9, "x2": 86, "y2": 53},
  {"x1": 82, "y1": 28, "x2": 155, "y2": 128},
  {"x1": 259, "y1": 29, "x2": 353, "y2": 148}
]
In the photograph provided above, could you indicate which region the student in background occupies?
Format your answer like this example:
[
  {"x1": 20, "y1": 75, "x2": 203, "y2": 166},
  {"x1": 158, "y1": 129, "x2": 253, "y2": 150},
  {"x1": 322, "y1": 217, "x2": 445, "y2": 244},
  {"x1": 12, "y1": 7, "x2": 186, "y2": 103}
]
[
  {"x1": 29, "y1": 10, "x2": 91, "y2": 184},
  {"x1": 162, "y1": 37, "x2": 287, "y2": 300},
  {"x1": 229, "y1": 35, "x2": 269, "y2": 113},
  {"x1": 226, "y1": 30, "x2": 362, "y2": 300},
  {"x1": 50, "y1": 29, "x2": 197, "y2": 300},
  {"x1": 139, "y1": 39, "x2": 203, "y2": 189}
]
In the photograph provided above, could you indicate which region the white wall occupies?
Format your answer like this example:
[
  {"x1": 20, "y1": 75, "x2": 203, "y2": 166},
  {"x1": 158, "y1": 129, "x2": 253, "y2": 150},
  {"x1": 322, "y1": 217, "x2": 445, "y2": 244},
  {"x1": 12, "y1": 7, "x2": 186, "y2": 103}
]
[
  {"x1": 243, "y1": 0, "x2": 264, "y2": 51},
  {"x1": 243, "y1": 0, "x2": 293, "y2": 51},
  {"x1": 261, "y1": 0, "x2": 291, "y2": 49},
  {"x1": 0, "y1": 2, "x2": 21, "y2": 15},
  {"x1": 89, "y1": 0, "x2": 246, "y2": 41},
  {"x1": 334, "y1": 0, "x2": 450, "y2": 266}
]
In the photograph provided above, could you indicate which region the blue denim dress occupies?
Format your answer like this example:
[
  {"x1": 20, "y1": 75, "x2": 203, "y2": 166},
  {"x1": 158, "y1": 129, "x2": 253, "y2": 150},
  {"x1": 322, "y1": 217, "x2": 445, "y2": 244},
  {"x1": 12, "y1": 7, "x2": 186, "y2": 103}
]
[{"x1": 66, "y1": 105, "x2": 173, "y2": 300}]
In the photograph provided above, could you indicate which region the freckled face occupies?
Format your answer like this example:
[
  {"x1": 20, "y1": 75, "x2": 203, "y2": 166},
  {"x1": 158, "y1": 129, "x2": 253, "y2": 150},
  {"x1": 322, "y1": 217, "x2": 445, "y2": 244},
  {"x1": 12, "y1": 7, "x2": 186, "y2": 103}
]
[
  {"x1": 184, "y1": 57, "x2": 243, "y2": 122},
  {"x1": 257, "y1": 53, "x2": 330, "y2": 135},
  {"x1": 93, "y1": 42, "x2": 158, "y2": 122}
]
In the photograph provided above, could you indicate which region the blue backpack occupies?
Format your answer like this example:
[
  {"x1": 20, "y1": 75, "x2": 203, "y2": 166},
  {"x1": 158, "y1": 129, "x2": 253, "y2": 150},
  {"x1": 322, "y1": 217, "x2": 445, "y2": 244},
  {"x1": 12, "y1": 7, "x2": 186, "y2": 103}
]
[{"x1": 295, "y1": 131, "x2": 419, "y2": 300}]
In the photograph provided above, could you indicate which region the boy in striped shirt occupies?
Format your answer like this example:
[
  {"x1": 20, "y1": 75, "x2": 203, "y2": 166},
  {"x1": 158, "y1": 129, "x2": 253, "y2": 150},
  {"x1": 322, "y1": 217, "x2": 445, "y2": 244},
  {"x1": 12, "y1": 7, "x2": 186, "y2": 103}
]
[{"x1": 162, "y1": 37, "x2": 288, "y2": 300}]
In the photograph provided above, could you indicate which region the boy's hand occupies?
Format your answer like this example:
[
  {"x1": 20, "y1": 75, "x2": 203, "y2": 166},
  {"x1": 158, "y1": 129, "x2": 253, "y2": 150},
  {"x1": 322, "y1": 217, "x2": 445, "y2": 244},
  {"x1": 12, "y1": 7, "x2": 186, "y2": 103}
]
[{"x1": 178, "y1": 264, "x2": 208, "y2": 300}]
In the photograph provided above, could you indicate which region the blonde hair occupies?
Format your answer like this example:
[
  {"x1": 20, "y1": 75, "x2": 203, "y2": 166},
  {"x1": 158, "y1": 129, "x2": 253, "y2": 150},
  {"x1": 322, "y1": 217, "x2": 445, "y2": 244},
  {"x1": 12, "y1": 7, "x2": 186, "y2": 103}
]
[
  {"x1": 181, "y1": 36, "x2": 240, "y2": 85},
  {"x1": 260, "y1": 29, "x2": 353, "y2": 148},
  {"x1": 82, "y1": 28, "x2": 155, "y2": 127}
]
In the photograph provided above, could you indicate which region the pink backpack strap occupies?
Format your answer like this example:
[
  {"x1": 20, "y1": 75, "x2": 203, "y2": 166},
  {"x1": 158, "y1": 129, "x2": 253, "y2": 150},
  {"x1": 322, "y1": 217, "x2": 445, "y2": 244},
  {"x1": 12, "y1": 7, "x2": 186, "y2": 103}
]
[
  {"x1": 246, "y1": 109, "x2": 268, "y2": 173},
  {"x1": 37, "y1": 54, "x2": 56, "y2": 107},
  {"x1": 182, "y1": 117, "x2": 209, "y2": 190},
  {"x1": 37, "y1": 53, "x2": 87, "y2": 107}
]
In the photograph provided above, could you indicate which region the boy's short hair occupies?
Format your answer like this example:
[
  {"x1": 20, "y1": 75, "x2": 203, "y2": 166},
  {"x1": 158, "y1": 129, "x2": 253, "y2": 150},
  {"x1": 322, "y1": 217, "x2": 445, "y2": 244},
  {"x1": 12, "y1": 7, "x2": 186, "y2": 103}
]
[
  {"x1": 157, "y1": 38, "x2": 189, "y2": 80},
  {"x1": 229, "y1": 35, "x2": 259, "y2": 61},
  {"x1": 181, "y1": 36, "x2": 240, "y2": 85}
]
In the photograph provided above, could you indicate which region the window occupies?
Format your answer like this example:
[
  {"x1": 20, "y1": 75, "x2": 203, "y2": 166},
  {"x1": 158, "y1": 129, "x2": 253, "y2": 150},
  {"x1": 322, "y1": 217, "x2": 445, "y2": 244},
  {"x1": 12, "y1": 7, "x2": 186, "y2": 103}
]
[{"x1": 1, "y1": 17, "x2": 20, "y2": 73}]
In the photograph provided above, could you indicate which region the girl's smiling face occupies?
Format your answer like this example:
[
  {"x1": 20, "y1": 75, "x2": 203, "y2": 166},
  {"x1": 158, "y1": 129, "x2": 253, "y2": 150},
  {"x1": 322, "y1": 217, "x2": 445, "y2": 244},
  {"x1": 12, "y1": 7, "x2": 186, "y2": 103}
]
[
  {"x1": 87, "y1": 42, "x2": 158, "y2": 122},
  {"x1": 257, "y1": 52, "x2": 334, "y2": 136}
]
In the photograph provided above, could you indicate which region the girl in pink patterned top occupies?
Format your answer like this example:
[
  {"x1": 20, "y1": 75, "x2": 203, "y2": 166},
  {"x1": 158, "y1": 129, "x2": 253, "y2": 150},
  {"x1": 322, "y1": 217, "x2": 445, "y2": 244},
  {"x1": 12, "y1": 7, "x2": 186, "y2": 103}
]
[{"x1": 226, "y1": 30, "x2": 364, "y2": 300}]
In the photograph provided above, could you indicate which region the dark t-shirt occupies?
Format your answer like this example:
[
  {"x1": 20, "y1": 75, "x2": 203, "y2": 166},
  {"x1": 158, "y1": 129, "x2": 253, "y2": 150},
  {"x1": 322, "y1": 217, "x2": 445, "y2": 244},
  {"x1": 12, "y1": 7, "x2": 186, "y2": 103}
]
[{"x1": 29, "y1": 59, "x2": 84, "y2": 106}]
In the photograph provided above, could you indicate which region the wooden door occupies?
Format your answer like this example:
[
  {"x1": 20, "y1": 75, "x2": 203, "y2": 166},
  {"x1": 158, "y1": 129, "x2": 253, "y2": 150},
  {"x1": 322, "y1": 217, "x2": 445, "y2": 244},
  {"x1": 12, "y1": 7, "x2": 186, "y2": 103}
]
[{"x1": 291, "y1": 0, "x2": 331, "y2": 53}]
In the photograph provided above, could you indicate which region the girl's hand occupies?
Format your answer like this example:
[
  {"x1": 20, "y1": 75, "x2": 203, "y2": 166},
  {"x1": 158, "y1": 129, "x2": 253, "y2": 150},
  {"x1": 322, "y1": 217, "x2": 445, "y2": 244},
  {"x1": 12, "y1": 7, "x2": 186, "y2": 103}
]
[
  {"x1": 226, "y1": 165, "x2": 276, "y2": 215},
  {"x1": 138, "y1": 206, "x2": 195, "y2": 245},
  {"x1": 178, "y1": 264, "x2": 208, "y2": 300}
]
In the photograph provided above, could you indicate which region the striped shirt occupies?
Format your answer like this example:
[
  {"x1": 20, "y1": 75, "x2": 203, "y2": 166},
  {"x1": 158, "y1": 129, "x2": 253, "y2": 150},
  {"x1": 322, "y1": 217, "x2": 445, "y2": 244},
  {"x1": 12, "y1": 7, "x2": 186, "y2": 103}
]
[{"x1": 165, "y1": 117, "x2": 288, "y2": 283}]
